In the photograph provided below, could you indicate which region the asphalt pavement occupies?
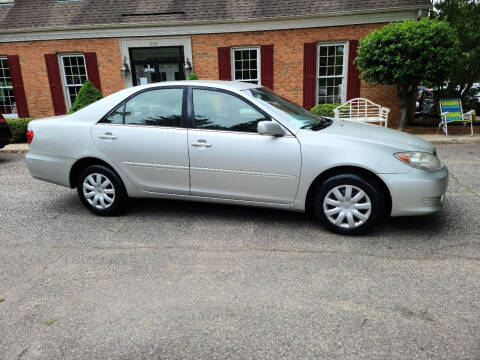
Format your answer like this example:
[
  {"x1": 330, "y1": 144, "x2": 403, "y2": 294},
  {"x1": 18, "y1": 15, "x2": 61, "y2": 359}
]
[{"x1": 0, "y1": 144, "x2": 479, "y2": 359}]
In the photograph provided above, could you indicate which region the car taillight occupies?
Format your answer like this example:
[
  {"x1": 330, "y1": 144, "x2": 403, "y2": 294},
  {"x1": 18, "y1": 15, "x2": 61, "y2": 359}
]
[
  {"x1": 0, "y1": 114, "x2": 5, "y2": 123},
  {"x1": 27, "y1": 130, "x2": 34, "y2": 144}
]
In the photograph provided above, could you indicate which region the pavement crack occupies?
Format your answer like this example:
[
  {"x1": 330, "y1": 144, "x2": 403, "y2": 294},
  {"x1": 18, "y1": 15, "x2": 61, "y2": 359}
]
[
  {"x1": 16, "y1": 346, "x2": 29, "y2": 360},
  {"x1": 449, "y1": 172, "x2": 480, "y2": 198},
  {"x1": 87, "y1": 245, "x2": 480, "y2": 262}
]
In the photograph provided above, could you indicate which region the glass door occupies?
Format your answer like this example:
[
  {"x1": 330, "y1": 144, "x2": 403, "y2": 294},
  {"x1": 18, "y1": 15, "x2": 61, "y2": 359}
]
[{"x1": 129, "y1": 46, "x2": 185, "y2": 86}]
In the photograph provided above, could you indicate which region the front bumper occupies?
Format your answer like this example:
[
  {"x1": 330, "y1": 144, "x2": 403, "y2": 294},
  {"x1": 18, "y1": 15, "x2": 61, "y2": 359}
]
[{"x1": 381, "y1": 166, "x2": 449, "y2": 217}]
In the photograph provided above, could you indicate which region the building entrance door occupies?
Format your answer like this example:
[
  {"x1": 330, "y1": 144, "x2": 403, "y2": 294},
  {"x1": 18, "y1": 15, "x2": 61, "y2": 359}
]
[{"x1": 129, "y1": 46, "x2": 186, "y2": 86}]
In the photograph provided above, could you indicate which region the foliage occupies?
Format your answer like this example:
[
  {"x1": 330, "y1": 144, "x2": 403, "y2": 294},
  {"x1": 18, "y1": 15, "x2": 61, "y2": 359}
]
[
  {"x1": 68, "y1": 80, "x2": 103, "y2": 114},
  {"x1": 310, "y1": 103, "x2": 340, "y2": 117},
  {"x1": 5, "y1": 118, "x2": 33, "y2": 142},
  {"x1": 356, "y1": 18, "x2": 458, "y2": 128},
  {"x1": 187, "y1": 73, "x2": 199, "y2": 80},
  {"x1": 434, "y1": 0, "x2": 480, "y2": 104}
]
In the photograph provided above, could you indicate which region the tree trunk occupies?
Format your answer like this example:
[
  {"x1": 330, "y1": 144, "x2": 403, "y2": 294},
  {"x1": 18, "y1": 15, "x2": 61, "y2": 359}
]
[{"x1": 397, "y1": 85, "x2": 414, "y2": 130}]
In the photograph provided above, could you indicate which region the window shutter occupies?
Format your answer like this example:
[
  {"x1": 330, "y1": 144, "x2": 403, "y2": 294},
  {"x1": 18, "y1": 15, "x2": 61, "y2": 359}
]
[
  {"x1": 84, "y1": 52, "x2": 102, "y2": 93},
  {"x1": 303, "y1": 43, "x2": 317, "y2": 110},
  {"x1": 217, "y1": 47, "x2": 231, "y2": 81},
  {"x1": 44, "y1": 54, "x2": 66, "y2": 116},
  {"x1": 346, "y1": 40, "x2": 361, "y2": 100},
  {"x1": 6, "y1": 55, "x2": 29, "y2": 118},
  {"x1": 260, "y1": 45, "x2": 274, "y2": 90}
]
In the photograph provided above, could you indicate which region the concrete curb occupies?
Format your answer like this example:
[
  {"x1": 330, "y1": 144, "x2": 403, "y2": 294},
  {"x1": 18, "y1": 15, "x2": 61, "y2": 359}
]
[
  {"x1": 0, "y1": 143, "x2": 29, "y2": 153},
  {"x1": 417, "y1": 135, "x2": 480, "y2": 145}
]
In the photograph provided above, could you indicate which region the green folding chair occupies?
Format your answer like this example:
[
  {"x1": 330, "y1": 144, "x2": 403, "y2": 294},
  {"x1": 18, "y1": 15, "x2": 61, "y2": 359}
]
[{"x1": 438, "y1": 98, "x2": 474, "y2": 136}]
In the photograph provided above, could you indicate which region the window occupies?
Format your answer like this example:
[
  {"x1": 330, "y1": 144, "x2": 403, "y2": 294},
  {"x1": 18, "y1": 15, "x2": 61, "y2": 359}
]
[
  {"x1": 124, "y1": 88, "x2": 183, "y2": 127},
  {"x1": 247, "y1": 87, "x2": 331, "y2": 130},
  {"x1": 317, "y1": 43, "x2": 346, "y2": 104},
  {"x1": 60, "y1": 54, "x2": 88, "y2": 108},
  {"x1": 232, "y1": 48, "x2": 260, "y2": 85},
  {"x1": 193, "y1": 89, "x2": 267, "y2": 133},
  {"x1": 0, "y1": 57, "x2": 17, "y2": 116},
  {"x1": 103, "y1": 104, "x2": 124, "y2": 125}
]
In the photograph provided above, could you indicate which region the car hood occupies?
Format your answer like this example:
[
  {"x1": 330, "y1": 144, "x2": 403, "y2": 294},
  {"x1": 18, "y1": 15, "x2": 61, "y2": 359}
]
[{"x1": 318, "y1": 120, "x2": 436, "y2": 153}]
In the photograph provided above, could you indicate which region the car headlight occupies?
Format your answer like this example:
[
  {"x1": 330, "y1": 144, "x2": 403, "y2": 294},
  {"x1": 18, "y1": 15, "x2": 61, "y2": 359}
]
[{"x1": 394, "y1": 151, "x2": 443, "y2": 171}]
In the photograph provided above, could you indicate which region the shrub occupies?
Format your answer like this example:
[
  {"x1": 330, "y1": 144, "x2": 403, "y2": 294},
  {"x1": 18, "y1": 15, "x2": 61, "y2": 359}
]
[
  {"x1": 187, "y1": 73, "x2": 199, "y2": 80},
  {"x1": 356, "y1": 18, "x2": 458, "y2": 129},
  {"x1": 68, "y1": 80, "x2": 103, "y2": 114},
  {"x1": 6, "y1": 118, "x2": 33, "y2": 143},
  {"x1": 310, "y1": 103, "x2": 340, "y2": 118}
]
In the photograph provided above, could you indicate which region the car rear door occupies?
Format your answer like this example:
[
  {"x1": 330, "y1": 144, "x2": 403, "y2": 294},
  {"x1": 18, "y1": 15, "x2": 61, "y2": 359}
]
[
  {"x1": 187, "y1": 87, "x2": 301, "y2": 205},
  {"x1": 92, "y1": 86, "x2": 190, "y2": 194}
]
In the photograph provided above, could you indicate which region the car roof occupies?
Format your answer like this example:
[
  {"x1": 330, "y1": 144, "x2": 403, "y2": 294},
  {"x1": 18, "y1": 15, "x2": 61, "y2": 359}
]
[{"x1": 132, "y1": 80, "x2": 262, "y2": 92}]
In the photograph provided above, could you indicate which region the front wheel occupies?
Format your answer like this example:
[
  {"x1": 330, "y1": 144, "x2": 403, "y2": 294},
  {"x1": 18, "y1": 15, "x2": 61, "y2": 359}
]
[
  {"x1": 77, "y1": 165, "x2": 127, "y2": 216},
  {"x1": 312, "y1": 174, "x2": 385, "y2": 235}
]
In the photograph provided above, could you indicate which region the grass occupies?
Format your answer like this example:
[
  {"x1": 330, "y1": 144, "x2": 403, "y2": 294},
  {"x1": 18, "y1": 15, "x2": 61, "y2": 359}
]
[{"x1": 44, "y1": 319, "x2": 56, "y2": 326}]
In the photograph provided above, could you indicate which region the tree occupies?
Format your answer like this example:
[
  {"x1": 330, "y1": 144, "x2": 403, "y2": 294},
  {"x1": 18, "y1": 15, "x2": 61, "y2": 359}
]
[
  {"x1": 68, "y1": 80, "x2": 103, "y2": 114},
  {"x1": 356, "y1": 18, "x2": 458, "y2": 129},
  {"x1": 435, "y1": 0, "x2": 480, "y2": 107}
]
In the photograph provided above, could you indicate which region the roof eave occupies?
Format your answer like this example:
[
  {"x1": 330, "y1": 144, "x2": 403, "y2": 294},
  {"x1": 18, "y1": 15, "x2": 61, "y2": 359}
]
[{"x1": 0, "y1": 4, "x2": 431, "y2": 34}]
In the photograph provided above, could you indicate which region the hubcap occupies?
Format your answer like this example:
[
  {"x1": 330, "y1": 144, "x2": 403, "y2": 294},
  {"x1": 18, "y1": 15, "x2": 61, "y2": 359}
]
[
  {"x1": 82, "y1": 173, "x2": 115, "y2": 210},
  {"x1": 323, "y1": 185, "x2": 372, "y2": 229}
]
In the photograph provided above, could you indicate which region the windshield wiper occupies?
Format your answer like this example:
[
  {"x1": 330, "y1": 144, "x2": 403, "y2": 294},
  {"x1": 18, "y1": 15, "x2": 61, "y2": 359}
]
[{"x1": 301, "y1": 118, "x2": 332, "y2": 131}]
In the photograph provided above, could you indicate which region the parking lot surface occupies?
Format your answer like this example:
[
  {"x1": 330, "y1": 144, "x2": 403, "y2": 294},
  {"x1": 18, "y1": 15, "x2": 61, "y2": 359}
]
[{"x1": 1, "y1": 144, "x2": 479, "y2": 359}]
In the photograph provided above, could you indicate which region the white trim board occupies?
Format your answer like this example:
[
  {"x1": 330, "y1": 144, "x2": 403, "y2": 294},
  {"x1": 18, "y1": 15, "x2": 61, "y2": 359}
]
[
  {"x1": 119, "y1": 36, "x2": 192, "y2": 88},
  {"x1": 0, "y1": 10, "x2": 419, "y2": 43}
]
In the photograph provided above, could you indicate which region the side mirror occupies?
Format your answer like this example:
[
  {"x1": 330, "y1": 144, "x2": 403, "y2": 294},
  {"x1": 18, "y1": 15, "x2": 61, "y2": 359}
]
[{"x1": 257, "y1": 121, "x2": 284, "y2": 137}]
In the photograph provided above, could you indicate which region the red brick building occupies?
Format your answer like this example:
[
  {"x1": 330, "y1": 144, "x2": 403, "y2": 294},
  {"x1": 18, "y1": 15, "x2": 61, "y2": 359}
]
[{"x1": 0, "y1": 0, "x2": 429, "y2": 127}]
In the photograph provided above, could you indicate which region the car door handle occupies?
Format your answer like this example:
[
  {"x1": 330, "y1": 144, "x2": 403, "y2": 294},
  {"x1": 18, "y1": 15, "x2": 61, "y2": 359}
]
[
  {"x1": 191, "y1": 141, "x2": 212, "y2": 148},
  {"x1": 98, "y1": 133, "x2": 117, "y2": 140}
]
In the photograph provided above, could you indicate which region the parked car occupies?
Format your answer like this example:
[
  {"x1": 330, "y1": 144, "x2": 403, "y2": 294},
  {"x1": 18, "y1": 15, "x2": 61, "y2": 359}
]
[
  {"x1": 25, "y1": 81, "x2": 448, "y2": 234},
  {"x1": 0, "y1": 113, "x2": 11, "y2": 149}
]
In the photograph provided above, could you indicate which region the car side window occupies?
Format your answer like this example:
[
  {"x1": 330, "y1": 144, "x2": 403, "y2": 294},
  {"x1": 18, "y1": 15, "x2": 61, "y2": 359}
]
[
  {"x1": 124, "y1": 88, "x2": 183, "y2": 127},
  {"x1": 102, "y1": 104, "x2": 124, "y2": 124},
  {"x1": 193, "y1": 89, "x2": 267, "y2": 133}
]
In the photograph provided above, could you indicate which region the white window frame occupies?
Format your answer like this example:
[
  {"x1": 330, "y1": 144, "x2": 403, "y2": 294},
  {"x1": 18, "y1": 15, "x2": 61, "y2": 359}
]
[
  {"x1": 58, "y1": 53, "x2": 88, "y2": 110},
  {"x1": 231, "y1": 47, "x2": 261, "y2": 85},
  {"x1": 316, "y1": 42, "x2": 348, "y2": 105},
  {"x1": 0, "y1": 56, "x2": 18, "y2": 118}
]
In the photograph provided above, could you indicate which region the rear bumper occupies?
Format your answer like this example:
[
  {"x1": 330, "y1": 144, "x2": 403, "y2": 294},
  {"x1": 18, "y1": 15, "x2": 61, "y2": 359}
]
[
  {"x1": 25, "y1": 151, "x2": 73, "y2": 187},
  {"x1": 381, "y1": 166, "x2": 449, "y2": 217}
]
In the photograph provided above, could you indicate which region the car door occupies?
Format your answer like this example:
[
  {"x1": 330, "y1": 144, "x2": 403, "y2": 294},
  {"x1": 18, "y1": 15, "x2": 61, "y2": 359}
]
[
  {"x1": 92, "y1": 87, "x2": 190, "y2": 194},
  {"x1": 188, "y1": 87, "x2": 301, "y2": 205}
]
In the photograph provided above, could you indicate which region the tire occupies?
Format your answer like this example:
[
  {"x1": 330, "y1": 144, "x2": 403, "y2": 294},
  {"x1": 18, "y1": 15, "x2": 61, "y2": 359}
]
[
  {"x1": 312, "y1": 173, "x2": 385, "y2": 235},
  {"x1": 76, "y1": 165, "x2": 127, "y2": 216}
]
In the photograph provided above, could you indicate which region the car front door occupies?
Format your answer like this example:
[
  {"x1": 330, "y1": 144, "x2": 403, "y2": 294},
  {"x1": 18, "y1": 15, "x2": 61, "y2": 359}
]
[
  {"x1": 187, "y1": 87, "x2": 301, "y2": 205},
  {"x1": 92, "y1": 87, "x2": 190, "y2": 194}
]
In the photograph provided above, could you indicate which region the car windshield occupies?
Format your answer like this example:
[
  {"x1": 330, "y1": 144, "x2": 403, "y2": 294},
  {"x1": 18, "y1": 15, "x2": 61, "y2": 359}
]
[{"x1": 244, "y1": 87, "x2": 332, "y2": 131}]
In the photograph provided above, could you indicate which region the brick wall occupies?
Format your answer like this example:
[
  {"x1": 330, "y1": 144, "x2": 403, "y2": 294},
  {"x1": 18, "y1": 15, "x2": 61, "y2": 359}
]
[
  {"x1": 191, "y1": 23, "x2": 401, "y2": 127},
  {"x1": 0, "y1": 38, "x2": 124, "y2": 118},
  {"x1": 0, "y1": 22, "x2": 401, "y2": 126}
]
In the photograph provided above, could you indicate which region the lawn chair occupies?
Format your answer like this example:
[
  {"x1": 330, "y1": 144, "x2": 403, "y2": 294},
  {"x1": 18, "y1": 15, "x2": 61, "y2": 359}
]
[{"x1": 438, "y1": 98, "x2": 474, "y2": 136}]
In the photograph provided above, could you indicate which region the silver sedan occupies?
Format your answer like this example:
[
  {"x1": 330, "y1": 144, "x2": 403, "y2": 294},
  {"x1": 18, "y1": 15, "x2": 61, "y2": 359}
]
[{"x1": 25, "y1": 81, "x2": 448, "y2": 234}]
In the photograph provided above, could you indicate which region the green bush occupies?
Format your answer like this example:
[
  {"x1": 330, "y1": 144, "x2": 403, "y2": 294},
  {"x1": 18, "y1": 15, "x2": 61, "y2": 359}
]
[
  {"x1": 310, "y1": 103, "x2": 340, "y2": 118},
  {"x1": 6, "y1": 118, "x2": 33, "y2": 143},
  {"x1": 187, "y1": 73, "x2": 199, "y2": 80},
  {"x1": 68, "y1": 80, "x2": 103, "y2": 114}
]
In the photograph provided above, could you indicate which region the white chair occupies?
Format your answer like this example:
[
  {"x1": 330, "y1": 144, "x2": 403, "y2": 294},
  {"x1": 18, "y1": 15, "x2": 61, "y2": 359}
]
[{"x1": 333, "y1": 98, "x2": 390, "y2": 127}]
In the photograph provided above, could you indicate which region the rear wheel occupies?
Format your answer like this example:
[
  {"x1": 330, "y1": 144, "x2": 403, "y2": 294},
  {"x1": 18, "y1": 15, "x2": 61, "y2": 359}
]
[
  {"x1": 76, "y1": 165, "x2": 127, "y2": 216},
  {"x1": 312, "y1": 174, "x2": 384, "y2": 235}
]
